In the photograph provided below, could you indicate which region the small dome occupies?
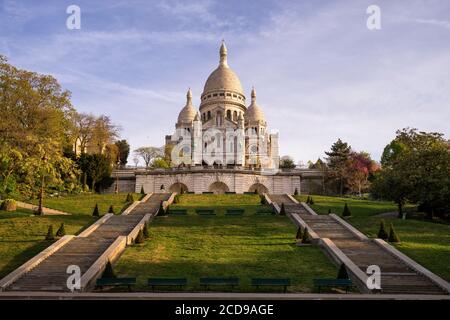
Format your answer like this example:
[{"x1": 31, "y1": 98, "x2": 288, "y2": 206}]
[
  {"x1": 177, "y1": 88, "x2": 197, "y2": 123},
  {"x1": 202, "y1": 41, "x2": 244, "y2": 95},
  {"x1": 245, "y1": 87, "x2": 265, "y2": 123}
]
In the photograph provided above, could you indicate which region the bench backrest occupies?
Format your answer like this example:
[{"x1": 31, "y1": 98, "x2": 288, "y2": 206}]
[
  {"x1": 148, "y1": 278, "x2": 187, "y2": 285},
  {"x1": 251, "y1": 278, "x2": 291, "y2": 286},
  {"x1": 169, "y1": 209, "x2": 188, "y2": 215},
  {"x1": 202, "y1": 192, "x2": 214, "y2": 194},
  {"x1": 225, "y1": 209, "x2": 244, "y2": 215},
  {"x1": 200, "y1": 277, "x2": 239, "y2": 285},
  {"x1": 196, "y1": 209, "x2": 215, "y2": 215}
]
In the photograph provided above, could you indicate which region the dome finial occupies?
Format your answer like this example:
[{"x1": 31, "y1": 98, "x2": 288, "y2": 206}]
[
  {"x1": 220, "y1": 40, "x2": 228, "y2": 67},
  {"x1": 251, "y1": 86, "x2": 256, "y2": 103},
  {"x1": 187, "y1": 87, "x2": 192, "y2": 102}
]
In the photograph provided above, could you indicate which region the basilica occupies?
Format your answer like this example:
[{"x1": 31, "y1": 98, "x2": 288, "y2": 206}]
[{"x1": 165, "y1": 41, "x2": 279, "y2": 170}]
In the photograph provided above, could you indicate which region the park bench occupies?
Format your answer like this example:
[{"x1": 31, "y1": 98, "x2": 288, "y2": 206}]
[
  {"x1": 196, "y1": 209, "x2": 216, "y2": 216},
  {"x1": 169, "y1": 209, "x2": 188, "y2": 215},
  {"x1": 225, "y1": 209, "x2": 244, "y2": 215},
  {"x1": 96, "y1": 277, "x2": 136, "y2": 291},
  {"x1": 225, "y1": 191, "x2": 236, "y2": 194},
  {"x1": 313, "y1": 278, "x2": 353, "y2": 293},
  {"x1": 202, "y1": 191, "x2": 214, "y2": 194},
  {"x1": 200, "y1": 277, "x2": 239, "y2": 289},
  {"x1": 251, "y1": 278, "x2": 291, "y2": 293},
  {"x1": 243, "y1": 192, "x2": 256, "y2": 195},
  {"x1": 186, "y1": 191, "x2": 195, "y2": 194},
  {"x1": 148, "y1": 278, "x2": 188, "y2": 291}
]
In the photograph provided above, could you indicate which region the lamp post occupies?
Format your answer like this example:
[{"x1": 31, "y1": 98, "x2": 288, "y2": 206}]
[{"x1": 37, "y1": 155, "x2": 47, "y2": 216}]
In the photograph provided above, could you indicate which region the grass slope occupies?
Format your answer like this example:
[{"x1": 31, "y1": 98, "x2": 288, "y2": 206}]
[{"x1": 114, "y1": 195, "x2": 336, "y2": 292}]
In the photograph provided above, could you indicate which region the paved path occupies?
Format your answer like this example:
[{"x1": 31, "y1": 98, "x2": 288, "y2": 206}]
[
  {"x1": 4, "y1": 193, "x2": 170, "y2": 292},
  {"x1": 269, "y1": 194, "x2": 447, "y2": 295}
]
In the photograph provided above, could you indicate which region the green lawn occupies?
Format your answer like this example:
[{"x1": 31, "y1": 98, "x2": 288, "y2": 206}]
[
  {"x1": 114, "y1": 195, "x2": 337, "y2": 292},
  {"x1": 295, "y1": 194, "x2": 450, "y2": 282},
  {"x1": 29, "y1": 192, "x2": 141, "y2": 215},
  {"x1": 0, "y1": 209, "x2": 95, "y2": 278}
]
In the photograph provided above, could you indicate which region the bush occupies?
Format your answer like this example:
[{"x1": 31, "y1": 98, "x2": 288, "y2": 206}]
[
  {"x1": 158, "y1": 201, "x2": 166, "y2": 216},
  {"x1": 102, "y1": 260, "x2": 116, "y2": 278},
  {"x1": 342, "y1": 203, "x2": 351, "y2": 217},
  {"x1": 254, "y1": 189, "x2": 258, "y2": 194},
  {"x1": 388, "y1": 223, "x2": 400, "y2": 242},
  {"x1": 143, "y1": 222, "x2": 149, "y2": 239},
  {"x1": 294, "y1": 188, "x2": 298, "y2": 196},
  {"x1": 92, "y1": 203, "x2": 100, "y2": 217},
  {"x1": 135, "y1": 229, "x2": 145, "y2": 244},
  {"x1": 296, "y1": 227, "x2": 303, "y2": 240},
  {"x1": 279, "y1": 203, "x2": 286, "y2": 215},
  {"x1": 108, "y1": 205, "x2": 115, "y2": 214},
  {"x1": 55, "y1": 223, "x2": 66, "y2": 237},
  {"x1": 309, "y1": 197, "x2": 314, "y2": 205},
  {"x1": 45, "y1": 225, "x2": 55, "y2": 241},
  {"x1": 377, "y1": 220, "x2": 388, "y2": 240},
  {"x1": 306, "y1": 196, "x2": 311, "y2": 204},
  {"x1": 0, "y1": 199, "x2": 17, "y2": 211},
  {"x1": 328, "y1": 208, "x2": 332, "y2": 214},
  {"x1": 173, "y1": 194, "x2": 180, "y2": 204},
  {"x1": 337, "y1": 264, "x2": 349, "y2": 279},
  {"x1": 140, "y1": 185, "x2": 145, "y2": 195},
  {"x1": 260, "y1": 195, "x2": 266, "y2": 205},
  {"x1": 301, "y1": 228, "x2": 311, "y2": 244},
  {"x1": 126, "y1": 193, "x2": 134, "y2": 202}
]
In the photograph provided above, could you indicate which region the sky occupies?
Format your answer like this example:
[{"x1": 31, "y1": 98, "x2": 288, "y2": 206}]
[{"x1": 1, "y1": 0, "x2": 449, "y2": 165}]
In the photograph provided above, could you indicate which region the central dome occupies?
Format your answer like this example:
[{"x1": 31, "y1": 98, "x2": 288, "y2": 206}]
[{"x1": 202, "y1": 41, "x2": 244, "y2": 95}]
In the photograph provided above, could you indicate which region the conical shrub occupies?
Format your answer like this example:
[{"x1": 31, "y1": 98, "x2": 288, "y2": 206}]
[
  {"x1": 260, "y1": 195, "x2": 266, "y2": 205},
  {"x1": 92, "y1": 203, "x2": 100, "y2": 217},
  {"x1": 309, "y1": 197, "x2": 315, "y2": 205},
  {"x1": 301, "y1": 228, "x2": 311, "y2": 244},
  {"x1": 328, "y1": 208, "x2": 332, "y2": 214},
  {"x1": 279, "y1": 203, "x2": 286, "y2": 215},
  {"x1": 45, "y1": 225, "x2": 55, "y2": 241},
  {"x1": 254, "y1": 189, "x2": 258, "y2": 194},
  {"x1": 294, "y1": 188, "x2": 298, "y2": 196},
  {"x1": 55, "y1": 223, "x2": 66, "y2": 237},
  {"x1": 108, "y1": 205, "x2": 115, "y2": 214},
  {"x1": 143, "y1": 222, "x2": 149, "y2": 239},
  {"x1": 388, "y1": 223, "x2": 400, "y2": 242},
  {"x1": 140, "y1": 185, "x2": 145, "y2": 195},
  {"x1": 296, "y1": 227, "x2": 303, "y2": 240},
  {"x1": 342, "y1": 203, "x2": 351, "y2": 217},
  {"x1": 306, "y1": 196, "x2": 311, "y2": 204},
  {"x1": 337, "y1": 263, "x2": 349, "y2": 279},
  {"x1": 102, "y1": 260, "x2": 116, "y2": 278},
  {"x1": 377, "y1": 220, "x2": 389, "y2": 240},
  {"x1": 135, "y1": 229, "x2": 145, "y2": 244},
  {"x1": 126, "y1": 193, "x2": 134, "y2": 202}
]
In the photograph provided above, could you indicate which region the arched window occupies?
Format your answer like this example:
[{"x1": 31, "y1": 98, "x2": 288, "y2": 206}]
[
  {"x1": 207, "y1": 111, "x2": 211, "y2": 120},
  {"x1": 227, "y1": 110, "x2": 231, "y2": 119},
  {"x1": 233, "y1": 111, "x2": 237, "y2": 121}
]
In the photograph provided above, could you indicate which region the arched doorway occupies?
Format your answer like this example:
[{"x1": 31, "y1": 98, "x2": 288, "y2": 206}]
[
  {"x1": 208, "y1": 181, "x2": 230, "y2": 194},
  {"x1": 248, "y1": 183, "x2": 269, "y2": 195},
  {"x1": 169, "y1": 182, "x2": 189, "y2": 194}
]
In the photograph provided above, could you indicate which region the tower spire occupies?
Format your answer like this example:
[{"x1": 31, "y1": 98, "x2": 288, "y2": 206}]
[
  {"x1": 251, "y1": 86, "x2": 256, "y2": 103},
  {"x1": 219, "y1": 40, "x2": 228, "y2": 67},
  {"x1": 186, "y1": 87, "x2": 192, "y2": 105}
]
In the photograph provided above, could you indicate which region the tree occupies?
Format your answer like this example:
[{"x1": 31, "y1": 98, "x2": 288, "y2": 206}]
[
  {"x1": 134, "y1": 147, "x2": 163, "y2": 169},
  {"x1": 151, "y1": 157, "x2": 170, "y2": 169},
  {"x1": 115, "y1": 140, "x2": 130, "y2": 166},
  {"x1": 279, "y1": 156, "x2": 296, "y2": 169},
  {"x1": 388, "y1": 223, "x2": 400, "y2": 242},
  {"x1": 325, "y1": 139, "x2": 351, "y2": 195},
  {"x1": 77, "y1": 153, "x2": 112, "y2": 192},
  {"x1": 296, "y1": 227, "x2": 303, "y2": 240},
  {"x1": 126, "y1": 193, "x2": 135, "y2": 202},
  {"x1": 108, "y1": 205, "x2": 115, "y2": 214},
  {"x1": 56, "y1": 223, "x2": 66, "y2": 237},
  {"x1": 45, "y1": 225, "x2": 55, "y2": 241},
  {"x1": 294, "y1": 188, "x2": 298, "y2": 196},
  {"x1": 279, "y1": 203, "x2": 286, "y2": 215},
  {"x1": 92, "y1": 203, "x2": 100, "y2": 217},
  {"x1": 377, "y1": 220, "x2": 388, "y2": 240},
  {"x1": 342, "y1": 203, "x2": 351, "y2": 217},
  {"x1": 140, "y1": 185, "x2": 145, "y2": 195},
  {"x1": 102, "y1": 260, "x2": 116, "y2": 278},
  {"x1": 337, "y1": 264, "x2": 349, "y2": 279},
  {"x1": 301, "y1": 228, "x2": 311, "y2": 244},
  {"x1": 346, "y1": 151, "x2": 379, "y2": 197}
]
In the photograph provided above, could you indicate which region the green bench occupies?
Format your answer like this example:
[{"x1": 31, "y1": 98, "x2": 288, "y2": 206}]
[
  {"x1": 243, "y1": 192, "x2": 256, "y2": 195},
  {"x1": 251, "y1": 278, "x2": 291, "y2": 293},
  {"x1": 202, "y1": 191, "x2": 214, "y2": 194},
  {"x1": 313, "y1": 278, "x2": 353, "y2": 293},
  {"x1": 225, "y1": 209, "x2": 245, "y2": 215},
  {"x1": 200, "y1": 277, "x2": 239, "y2": 289},
  {"x1": 225, "y1": 191, "x2": 236, "y2": 194},
  {"x1": 148, "y1": 278, "x2": 187, "y2": 290},
  {"x1": 186, "y1": 191, "x2": 195, "y2": 194},
  {"x1": 169, "y1": 209, "x2": 188, "y2": 215},
  {"x1": 96, "y1": 277, "x2": 136, "y2": 291},
  {"x1": 196, "y1": 209, "x2": 216, "y2": 216}
]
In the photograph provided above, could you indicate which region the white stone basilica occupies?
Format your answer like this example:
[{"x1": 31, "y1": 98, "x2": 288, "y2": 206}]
[{"x1": 165, "y1": 41, "x2": 279, "y2": 169}]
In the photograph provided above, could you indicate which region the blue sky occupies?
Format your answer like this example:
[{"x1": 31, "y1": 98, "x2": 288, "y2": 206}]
[{"x1": 1, "y1": 0, "x2": 449, "y2": 165}]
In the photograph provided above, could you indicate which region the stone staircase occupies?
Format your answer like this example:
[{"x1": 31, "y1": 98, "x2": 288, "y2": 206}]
[
  {"x1": 2, "y1": 193, "x2": 170, "y2": 292},
  {"x1": 269, "y1": 194, "x2": 448, "y2": 295}
]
